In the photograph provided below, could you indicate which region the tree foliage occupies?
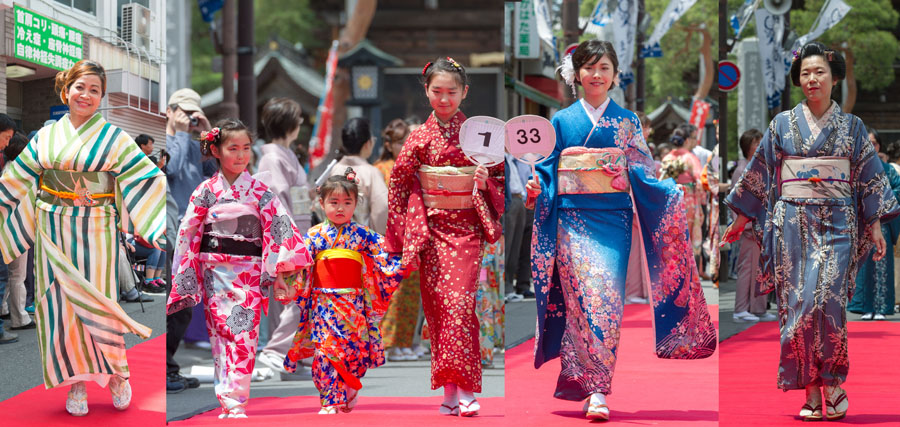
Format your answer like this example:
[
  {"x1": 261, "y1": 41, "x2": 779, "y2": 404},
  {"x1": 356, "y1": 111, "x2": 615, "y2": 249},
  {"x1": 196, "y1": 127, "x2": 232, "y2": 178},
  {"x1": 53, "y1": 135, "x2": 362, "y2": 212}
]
[
  {"x1": 579, "y1": 0, "x2": 719, "y2": 112},
  {"x1": 190, "y1": 0, "x2": 322, "y2": 95}
]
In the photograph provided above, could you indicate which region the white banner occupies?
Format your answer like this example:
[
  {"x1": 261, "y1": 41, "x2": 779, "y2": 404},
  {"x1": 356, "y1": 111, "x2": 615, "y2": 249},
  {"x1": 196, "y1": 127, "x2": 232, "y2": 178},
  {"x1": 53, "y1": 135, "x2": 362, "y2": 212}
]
[
  {"x1": 789, "y1": 0, "x2": 852, "y2": 53},
  {"x1": 729, "y1": 0, "x2": 761, "y2": 39},
  {"x1": 533, "y1": 0, "x2": 555, "y2": 53},
  {"x1": 583, "y1": 1, "x2": 612, "y2": 35},
  {"x1": 612, "y1": 0, "x2": 638, "y2": 87},
  {"x1": 755, "y1": 9, "x2": 790, "y2": 109},
  {"x1": 640, "y1": 0, "x2": 698, "y2": 57}
]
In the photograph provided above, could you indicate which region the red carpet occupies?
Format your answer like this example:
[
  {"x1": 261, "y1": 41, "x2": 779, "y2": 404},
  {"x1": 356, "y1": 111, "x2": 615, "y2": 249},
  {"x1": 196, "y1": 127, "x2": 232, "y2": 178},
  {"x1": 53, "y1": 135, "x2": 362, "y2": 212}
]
[
  {"x1": 505, "y1": 304, "x2": 719, "y2": 425},
  {"x1": 0, "y1": 335, "x2": 165, "y2": 424},
  {"x1": 720, "y1": 321, "x2": 900, "y2": 425},
  {"x1": 171, "y1": 395, "x2": 504, "y2": 425}
]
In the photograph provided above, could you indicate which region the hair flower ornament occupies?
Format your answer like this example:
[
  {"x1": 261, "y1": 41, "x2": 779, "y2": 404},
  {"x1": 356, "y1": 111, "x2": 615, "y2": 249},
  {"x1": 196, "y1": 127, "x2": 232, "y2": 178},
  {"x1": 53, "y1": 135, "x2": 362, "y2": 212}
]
[
  {"x1": 557, "y1": 54, "x2": 576, "y2": 97},
  {"x1": 791, "y1": 50, "x2": 800, "y2": 63},
  {"x1": 446, "y1": 57, "x2": 462, "y2": 70},
  {"x1": 203, "y1": 127, "x2": 220, "y2": 142}
]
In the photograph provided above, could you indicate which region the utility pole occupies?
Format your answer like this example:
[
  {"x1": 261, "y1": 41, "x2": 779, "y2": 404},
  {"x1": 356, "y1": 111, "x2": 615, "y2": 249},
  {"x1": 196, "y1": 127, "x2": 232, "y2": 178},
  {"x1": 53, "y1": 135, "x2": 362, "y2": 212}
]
[
  {"x1": 220, "y1": 0, "x2": 238, "y2": 119},
  {"x1": 561, "y1": 0, "x2": 579, "y2": 107},
  {"x1": 237, "y1": 0, "x2": 256, "y2": 132}
]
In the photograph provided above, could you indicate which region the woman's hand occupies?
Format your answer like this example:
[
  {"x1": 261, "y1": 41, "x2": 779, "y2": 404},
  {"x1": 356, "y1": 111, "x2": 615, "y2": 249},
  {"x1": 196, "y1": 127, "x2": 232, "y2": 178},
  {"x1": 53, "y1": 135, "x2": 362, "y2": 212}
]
[
  {"x1": 525, "y1": 175, "x2": 541, "y2": 209},
  {"x1": 872, "y1": 219, "x2": 887, "y2": 261},
  {"x1": 721, "y1": 214, "x2": 751, "y2": 246},
  {"x1": 273, "y1": 273, "x2": 297, "y2": 303},
  {"x1": 473, "y1": 165, "x2": 488, "y2": 190}
]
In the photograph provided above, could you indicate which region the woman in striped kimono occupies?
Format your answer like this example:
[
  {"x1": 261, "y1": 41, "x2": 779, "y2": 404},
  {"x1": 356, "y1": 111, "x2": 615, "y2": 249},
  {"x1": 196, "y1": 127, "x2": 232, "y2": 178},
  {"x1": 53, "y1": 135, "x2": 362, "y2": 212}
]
[{"x1": 0, "y1": 60, "x2": 165, "y2": 415}]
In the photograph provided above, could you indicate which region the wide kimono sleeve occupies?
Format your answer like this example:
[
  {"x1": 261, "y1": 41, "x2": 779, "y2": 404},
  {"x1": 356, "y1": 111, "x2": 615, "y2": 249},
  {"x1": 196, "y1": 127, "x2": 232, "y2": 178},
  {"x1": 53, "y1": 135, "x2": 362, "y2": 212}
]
[
  {"x1": 852, "y1": 116, "x2": 900, "y2": 263},
  {"x1": 259, "y1": 187, "x2": 313, "y2": 278},
  {"x1": 0, "y1": 138, "x2": 42, "y2": 263},
  {"x1": 109, "y1": 131, "x2": 167, "y2": 250},
  {"x1": 167, "y1": 181, "x2": 214, "y2": 314},
  {"x1": 385, "y1": 130, "x2": 427, "y2": 265},
  {"x1": 360, "y1": 226, "x2": 404, "y2": 315},
  {"x1": 724, "y1": 117, "x2": 781, "y2": 294},
  {"x1": 881, "y1": 160, "x2": 900, "y2": 245},
  {"x1": 475, "y1": 160, "x2": 505, "y2": 245}
]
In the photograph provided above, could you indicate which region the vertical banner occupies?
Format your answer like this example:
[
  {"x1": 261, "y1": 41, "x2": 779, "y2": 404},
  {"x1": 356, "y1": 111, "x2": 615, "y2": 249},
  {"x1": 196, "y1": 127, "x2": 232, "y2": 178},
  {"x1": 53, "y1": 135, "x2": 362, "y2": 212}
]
[
  {"x1": 640, "y1": 0, "x2": 699, "y2": 58},
  {"x1": 515, "y1": 0, "x2": 540, "y2": 59},
  {"x1": 754, "y1": 9, "x2": 789, "y2": 109},
  {"x1": 612, "y1": 0, "x2": 639, "y2": 87},
  {"x1": 533, "y1": 0, "x2": 556, "y2": 52},
  {"x1": 689, "y1": 99, "x2": 711, "y2": 136},
  {"x1": 789, "y1": 0, "x2": 852, "y2": 53},
  {"x1": 584, "y1": 1, "x2": 611, "y2": 35},
  {"x1": 309, "y1": 40, "x2": 339, "y2": 169}
]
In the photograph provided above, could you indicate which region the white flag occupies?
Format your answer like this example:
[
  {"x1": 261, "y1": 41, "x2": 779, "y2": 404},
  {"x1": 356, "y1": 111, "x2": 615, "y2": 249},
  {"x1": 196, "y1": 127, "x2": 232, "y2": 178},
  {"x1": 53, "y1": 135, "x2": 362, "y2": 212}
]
[
  {"x1": 584, "y1": 1, "x2": 611, "y2": 36},
  {"x1": 755, "y1": 9, "x2": 791, "y2": 109},
  {"x1": 612, "y1": 0, "x2": 639, "y2": 87},
  {"x1": 790, "y1": 0, "x2": 852, "y2": 54},
  {"x1": 641, "y1": 0, "x2": 698, "y2": 57},
  {"x1": 533, "y1": 0, "x2": 555, "y2": 51}
]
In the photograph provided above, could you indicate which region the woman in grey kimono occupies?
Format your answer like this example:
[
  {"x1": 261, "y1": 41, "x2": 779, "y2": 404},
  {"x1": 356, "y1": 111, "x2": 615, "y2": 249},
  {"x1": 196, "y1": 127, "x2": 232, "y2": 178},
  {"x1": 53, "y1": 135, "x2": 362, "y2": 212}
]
[{"x1": 723, "y1": 42, "x2": 900, "y2": 421}]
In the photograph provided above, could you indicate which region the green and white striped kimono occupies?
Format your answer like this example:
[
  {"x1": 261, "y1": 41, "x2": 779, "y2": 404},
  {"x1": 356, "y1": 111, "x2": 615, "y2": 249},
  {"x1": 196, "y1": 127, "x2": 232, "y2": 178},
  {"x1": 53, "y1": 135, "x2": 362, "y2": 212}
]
[{"x1": 0, "y1": 113, "x2": 165, "y2": 389}]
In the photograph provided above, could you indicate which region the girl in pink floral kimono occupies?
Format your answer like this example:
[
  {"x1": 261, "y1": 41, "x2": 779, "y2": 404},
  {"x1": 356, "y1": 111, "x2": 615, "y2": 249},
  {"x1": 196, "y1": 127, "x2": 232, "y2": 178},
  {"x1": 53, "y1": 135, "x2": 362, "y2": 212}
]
[{"x1": 166, "y1": 119, "x2": 312, "y2": 419}]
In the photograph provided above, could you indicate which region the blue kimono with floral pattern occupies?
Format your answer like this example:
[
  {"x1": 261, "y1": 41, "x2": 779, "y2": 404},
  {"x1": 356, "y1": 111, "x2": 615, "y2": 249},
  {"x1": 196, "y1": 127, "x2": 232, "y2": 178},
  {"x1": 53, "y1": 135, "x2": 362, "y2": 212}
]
[
  {"x1": 725, "y1": 101, "x2": 900, "y2": 389},
  {"x1": 532, "y1": 99, "x2": 716, "y2": 400}
]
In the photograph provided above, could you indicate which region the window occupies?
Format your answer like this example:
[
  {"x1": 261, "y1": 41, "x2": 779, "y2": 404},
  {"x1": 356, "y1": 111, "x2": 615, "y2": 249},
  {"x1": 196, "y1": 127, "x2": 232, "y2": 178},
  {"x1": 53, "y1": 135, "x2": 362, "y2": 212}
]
[{"x1": 54, "y1": 0, "x2": 96, "y2": 15}]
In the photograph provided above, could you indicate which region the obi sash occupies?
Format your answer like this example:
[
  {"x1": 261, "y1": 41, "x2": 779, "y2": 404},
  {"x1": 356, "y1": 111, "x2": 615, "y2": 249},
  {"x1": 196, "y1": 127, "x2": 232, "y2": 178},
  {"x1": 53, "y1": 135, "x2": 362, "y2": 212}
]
[
  {"x1": 200, "y1": 215, "x2": 263, "y2": 256},
  {"x1": 557, "y1": 147, "x2": 630, "y2": 195},
  {"x1": 313, "y1": 248, "x2": 363, "y2": 289},
  {"x1": 780, "y1": 156, "x2": 851, "y2": 199},
  {"x1": 418, "y1": 165, "x2": 476, "y2": 209},
  {"x1": 38, "y1": 170, "x2": 115, "y2": 207}
]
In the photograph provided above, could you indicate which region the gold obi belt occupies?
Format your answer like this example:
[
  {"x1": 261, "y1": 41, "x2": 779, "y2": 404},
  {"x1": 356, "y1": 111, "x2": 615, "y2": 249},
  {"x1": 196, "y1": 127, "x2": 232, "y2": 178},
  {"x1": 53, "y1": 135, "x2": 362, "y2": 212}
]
[
  {"x1": 38, "y1": 170, "x2": 116, "y2": 207},
  {"x1": 780, "y1": 156, "x2": 851, "y2": 199},
  {"x1": 313, "y1": 248, "x2": 363, "y2": 289},
  {"x1": 418, "y1": 165, "x2": 476, "y2": 209},
  {"x1": 557, "y1": 147, "x2": 630, "y2": 195}
]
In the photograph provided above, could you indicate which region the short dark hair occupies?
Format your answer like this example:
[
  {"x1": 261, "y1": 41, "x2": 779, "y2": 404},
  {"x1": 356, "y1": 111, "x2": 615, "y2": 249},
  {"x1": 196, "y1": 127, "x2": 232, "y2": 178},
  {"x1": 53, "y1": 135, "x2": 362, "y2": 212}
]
[
  {"x1": 422, "y1": 57, "x2": 468, "y2": 88},
  {"x1": 868, "y1": 128, "x2": 882, "y2": 146},
  {"x1": 3, "y1": 131, "x2": 28, "y2": 161},
  {"x1": 0, "y1": 114, "x2": 16, "y2": 133},
  {"x1": 261, "y1": 97, "x2": 303, "y2": 142},
  {"x1": 135, "y1": 134, "x2": 154, "y2": 147},
  {"x1": 790, "y1": 41, "x2": 846, "y2": 87},
  {"x1": 318, "y1": 167, "x2": 359, "y2": 201},
  {"x1": 571, "y1": 40, "x2": 619, "y2": 86},
  {"x1": 739, "y1": 129, "x2": 763, "y2": 158},
  {"x1": 340, "y1": 118, "x2": 371, "y2": 156}
]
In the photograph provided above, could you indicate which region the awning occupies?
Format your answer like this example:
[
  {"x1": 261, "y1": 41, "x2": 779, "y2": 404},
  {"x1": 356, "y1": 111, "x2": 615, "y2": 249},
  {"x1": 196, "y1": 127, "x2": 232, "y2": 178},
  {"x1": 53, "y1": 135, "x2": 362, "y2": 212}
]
[{"x1": 505, "y1": 74, "x2": 561, "y2": 109}]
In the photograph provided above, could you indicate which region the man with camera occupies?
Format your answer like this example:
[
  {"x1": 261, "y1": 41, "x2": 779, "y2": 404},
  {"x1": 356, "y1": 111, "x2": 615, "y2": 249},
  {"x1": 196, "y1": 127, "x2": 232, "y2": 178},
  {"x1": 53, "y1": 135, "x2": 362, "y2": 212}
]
[{"x1": 164, "y1": 88, "x2": 214, "y2": 394}]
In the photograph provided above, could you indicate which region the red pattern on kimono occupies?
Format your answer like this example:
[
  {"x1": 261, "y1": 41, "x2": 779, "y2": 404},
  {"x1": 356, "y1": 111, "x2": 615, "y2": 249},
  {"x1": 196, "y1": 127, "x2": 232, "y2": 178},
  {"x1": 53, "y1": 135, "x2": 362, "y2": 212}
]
[
  {"x1": 385, "y1": 111, "x2": 505, "y2": 392},
  {"x1": 166, "y1": 170, "x2": 312, "y2": 411},
  {"x1": 284, "y1": 221, "x2": 403, "y2": 407}
]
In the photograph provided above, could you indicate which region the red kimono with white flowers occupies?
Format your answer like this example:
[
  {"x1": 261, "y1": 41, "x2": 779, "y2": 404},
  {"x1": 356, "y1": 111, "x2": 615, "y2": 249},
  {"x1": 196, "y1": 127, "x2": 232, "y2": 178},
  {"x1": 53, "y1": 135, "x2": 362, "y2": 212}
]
[{"x1": 386, "y1": 111, "x2": 504, "y2": 392}]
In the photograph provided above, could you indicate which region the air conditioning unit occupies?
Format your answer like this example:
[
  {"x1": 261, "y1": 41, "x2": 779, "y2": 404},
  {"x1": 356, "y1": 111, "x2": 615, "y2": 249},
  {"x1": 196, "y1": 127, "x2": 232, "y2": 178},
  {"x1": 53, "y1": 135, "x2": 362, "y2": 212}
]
[{"x1": 121, "y1": 3, "x2": 152, "y2": 52}]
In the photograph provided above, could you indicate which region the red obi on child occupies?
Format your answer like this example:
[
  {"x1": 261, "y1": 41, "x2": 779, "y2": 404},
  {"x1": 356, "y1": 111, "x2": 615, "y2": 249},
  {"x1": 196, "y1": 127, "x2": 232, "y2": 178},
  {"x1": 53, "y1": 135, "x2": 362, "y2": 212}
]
[{"x1": 313, "y1": 248, "x2": 364, "y2": 289}]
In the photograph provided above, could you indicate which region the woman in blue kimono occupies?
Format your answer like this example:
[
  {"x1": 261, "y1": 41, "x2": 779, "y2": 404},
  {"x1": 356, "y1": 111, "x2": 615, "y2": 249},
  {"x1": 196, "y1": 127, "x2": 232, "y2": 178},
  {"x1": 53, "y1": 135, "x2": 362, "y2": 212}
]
[
  {"x1": 723, "y1": 42, "x2": 900, "y2": 421},
  {"x1": 525, "y1": 40, "x2": 717, "y2": 421},
  {"x1": 850, "y1": 129, "x2": 900, "y2": 319}
]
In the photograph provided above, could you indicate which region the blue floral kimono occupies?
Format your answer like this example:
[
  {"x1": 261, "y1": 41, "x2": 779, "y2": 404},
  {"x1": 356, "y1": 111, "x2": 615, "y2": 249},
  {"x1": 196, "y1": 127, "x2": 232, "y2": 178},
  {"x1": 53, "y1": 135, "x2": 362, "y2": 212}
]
[
  {"x1": 725, "y1": 101, "x2": 900, "y2": 390},
  {"x1": 532, "y1": 99, "x2": 716, "y2": 400},
  {"x1": 850, "y1": 158, "x2": 900, "y2": 315}
]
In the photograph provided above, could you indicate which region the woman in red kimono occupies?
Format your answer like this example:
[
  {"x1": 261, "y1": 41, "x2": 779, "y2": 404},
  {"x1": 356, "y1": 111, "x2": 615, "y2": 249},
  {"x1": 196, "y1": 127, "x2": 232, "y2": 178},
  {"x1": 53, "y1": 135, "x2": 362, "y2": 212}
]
[{"x1": 386, "y1": 57, "x2": 504, "y2": 417}]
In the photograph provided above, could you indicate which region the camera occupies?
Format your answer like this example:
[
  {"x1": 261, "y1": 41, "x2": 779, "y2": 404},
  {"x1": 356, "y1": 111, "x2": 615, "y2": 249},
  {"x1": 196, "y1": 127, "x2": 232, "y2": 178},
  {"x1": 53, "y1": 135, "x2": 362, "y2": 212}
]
[{"x1": 190, "y1": 116, "x2": 199, "y2": 127}]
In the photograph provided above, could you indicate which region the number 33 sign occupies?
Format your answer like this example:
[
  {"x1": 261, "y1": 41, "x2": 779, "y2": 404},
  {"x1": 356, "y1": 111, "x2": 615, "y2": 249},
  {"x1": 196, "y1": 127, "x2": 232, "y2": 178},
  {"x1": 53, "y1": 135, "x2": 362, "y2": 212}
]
[{"x1": 459, "y1": 115, "x2": 555, "y2": 167}]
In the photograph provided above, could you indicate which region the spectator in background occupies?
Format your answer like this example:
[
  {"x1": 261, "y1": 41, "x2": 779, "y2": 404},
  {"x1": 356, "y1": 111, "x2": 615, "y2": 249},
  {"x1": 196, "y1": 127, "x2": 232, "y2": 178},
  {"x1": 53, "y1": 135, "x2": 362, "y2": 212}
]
[
  {"x1": 730, "y1": 129, "x2": 773, "y2": 322},
  {"x1": 0, "y1": 114, "x2": 19, "y2": 344},
  {"x1": 164, "y1": 88, "x2": 211, "y2": 394},
  {"x1": 1, "y1": 130, "x2": 31, "y2": 334},
  {"x1": 330, "y1": 118, "x2": 388, "y2": 233},
  {"x1": 135, "y1": 133, "x2": 154, "y2": 157}
]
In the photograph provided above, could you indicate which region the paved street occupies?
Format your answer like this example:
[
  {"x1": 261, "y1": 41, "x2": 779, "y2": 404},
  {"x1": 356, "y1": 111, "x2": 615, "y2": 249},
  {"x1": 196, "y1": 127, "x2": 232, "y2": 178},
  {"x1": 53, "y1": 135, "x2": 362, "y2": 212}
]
[{"x1": 167, "y1": 314, "x2": 505, "y2": 421}]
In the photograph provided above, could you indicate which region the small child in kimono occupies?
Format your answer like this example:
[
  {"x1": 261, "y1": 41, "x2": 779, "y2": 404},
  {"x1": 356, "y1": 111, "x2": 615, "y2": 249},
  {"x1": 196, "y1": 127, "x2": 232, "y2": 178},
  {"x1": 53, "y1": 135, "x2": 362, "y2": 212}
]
[
  {"x1": 166, "y1": 118, "x2": 312, "y2": 419},
  {"x1": 283, "y1": 167, "x2": 405, "y2": 415}
]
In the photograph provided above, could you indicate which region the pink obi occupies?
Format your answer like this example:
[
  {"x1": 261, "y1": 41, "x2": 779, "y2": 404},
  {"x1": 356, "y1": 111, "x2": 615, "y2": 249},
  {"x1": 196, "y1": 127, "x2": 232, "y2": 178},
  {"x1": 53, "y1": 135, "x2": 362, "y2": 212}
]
[
  {"x1": 780, "y1": 156, "x2": 851, "y2": 199},
  {"x1": 557, "y1": 147, "x2": 630, "y2": 195},
  {"x1": 418, "y1": 166, "x2": 476, "y2": 209}
]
